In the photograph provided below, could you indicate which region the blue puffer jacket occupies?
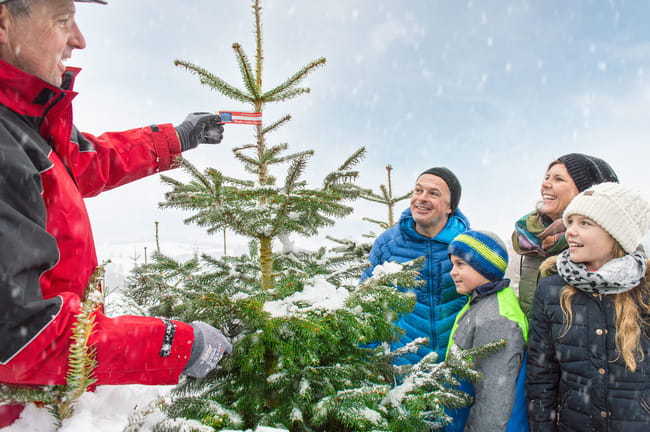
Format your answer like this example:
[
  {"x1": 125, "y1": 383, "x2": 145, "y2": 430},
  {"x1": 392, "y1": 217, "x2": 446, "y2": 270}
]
[{"x1": 360, "y1": 207, "x2": 470, "y2": 365}]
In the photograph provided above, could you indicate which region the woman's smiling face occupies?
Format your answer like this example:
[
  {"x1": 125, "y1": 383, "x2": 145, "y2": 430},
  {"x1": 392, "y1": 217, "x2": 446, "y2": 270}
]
[{"x1": 539, "y1": 162, "x2": 580, "y2": 221}]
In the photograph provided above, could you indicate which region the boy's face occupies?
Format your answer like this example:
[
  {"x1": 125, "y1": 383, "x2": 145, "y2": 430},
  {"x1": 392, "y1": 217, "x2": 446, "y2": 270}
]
[{"x1": 450, "y1": 255, "x2": 491, "y2": 295}]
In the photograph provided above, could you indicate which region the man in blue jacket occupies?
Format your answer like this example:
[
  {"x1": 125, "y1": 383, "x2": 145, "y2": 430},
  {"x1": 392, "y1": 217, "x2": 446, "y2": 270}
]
[{"x1": 360, "y1": 167, "x2": 470, "y2": 365}]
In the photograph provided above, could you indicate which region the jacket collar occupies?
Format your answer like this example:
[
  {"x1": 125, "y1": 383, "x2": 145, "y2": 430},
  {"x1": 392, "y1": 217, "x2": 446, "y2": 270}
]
[
  {"x1": 471, "y1": 279, "x2": 510, "y2": 299},
  {"x1": 0, "y1": 59, "x2": 79, "y2": 119}
]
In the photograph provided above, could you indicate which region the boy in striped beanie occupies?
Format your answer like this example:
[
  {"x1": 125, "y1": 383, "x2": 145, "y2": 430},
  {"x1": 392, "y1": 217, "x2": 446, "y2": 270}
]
[{"x1": 446, "y1": 230, "x2": 529, "y2": 432}]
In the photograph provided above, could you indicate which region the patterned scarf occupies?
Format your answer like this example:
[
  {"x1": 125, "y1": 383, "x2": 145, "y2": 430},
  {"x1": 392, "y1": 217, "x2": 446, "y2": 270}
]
[
  {"x1": 556, "y1": 249, "x2": 647, "y2": 295},
  {"x1": 512, "y1": 210, "x2": 568, "y2": 258}
]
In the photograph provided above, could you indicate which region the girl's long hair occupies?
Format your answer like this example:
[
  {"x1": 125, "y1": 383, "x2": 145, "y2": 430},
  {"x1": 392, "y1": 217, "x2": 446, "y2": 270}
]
[{"x1": 558, "y1": 243, "x2": 650, "y2": 372}]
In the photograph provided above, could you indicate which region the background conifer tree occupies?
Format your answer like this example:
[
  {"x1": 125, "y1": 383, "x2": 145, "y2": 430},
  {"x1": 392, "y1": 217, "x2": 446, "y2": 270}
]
[{"x1": 357, "y1": 165, "x2": 411, "y2": 232}]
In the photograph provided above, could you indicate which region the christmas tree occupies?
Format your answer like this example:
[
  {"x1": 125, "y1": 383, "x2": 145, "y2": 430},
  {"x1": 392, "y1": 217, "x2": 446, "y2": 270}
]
[{"x1": 123, "y1": 1, "x2": 498, "y2": 430}]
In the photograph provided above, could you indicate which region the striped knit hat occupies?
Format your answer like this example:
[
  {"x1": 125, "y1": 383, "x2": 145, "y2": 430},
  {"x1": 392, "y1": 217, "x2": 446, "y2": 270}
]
[{"x1": 448, "y1": 230, "x2": 509, "y2": 282}]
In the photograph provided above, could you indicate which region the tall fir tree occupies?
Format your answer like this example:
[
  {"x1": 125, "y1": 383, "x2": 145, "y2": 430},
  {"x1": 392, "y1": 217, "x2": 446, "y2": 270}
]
[
  {"x1": 167, "y1": 0, "x2": 360, "y2": 292},
  {"x1": 123, "y1": 1, "x2": 494, "y2": 431}
]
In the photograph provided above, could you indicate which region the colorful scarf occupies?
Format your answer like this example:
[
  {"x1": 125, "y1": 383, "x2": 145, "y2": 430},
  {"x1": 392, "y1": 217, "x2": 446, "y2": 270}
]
[
  {"x1": 512, "y1": 210, "x2": 568, "y2": 258},
  {"x1": 556, "y1": 249, "x2": 647, "y2": 295}
]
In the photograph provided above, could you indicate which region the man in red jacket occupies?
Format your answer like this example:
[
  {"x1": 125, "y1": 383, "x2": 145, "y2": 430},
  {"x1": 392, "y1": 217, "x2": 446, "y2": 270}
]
[{"x1": 0, "y1": 0, "x2": 231, "y2": 426}]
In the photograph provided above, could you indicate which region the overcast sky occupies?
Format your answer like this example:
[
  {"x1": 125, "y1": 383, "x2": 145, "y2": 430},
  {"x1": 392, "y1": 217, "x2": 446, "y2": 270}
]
[{"x1": 70, "y1": 0, "x2": 650, "y2": 277}]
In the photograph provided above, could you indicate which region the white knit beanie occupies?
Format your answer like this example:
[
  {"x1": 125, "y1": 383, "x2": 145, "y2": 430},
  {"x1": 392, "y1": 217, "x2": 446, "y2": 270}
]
[{"x1": 563, "y1": 182, "x2": 650, "y2": 254}]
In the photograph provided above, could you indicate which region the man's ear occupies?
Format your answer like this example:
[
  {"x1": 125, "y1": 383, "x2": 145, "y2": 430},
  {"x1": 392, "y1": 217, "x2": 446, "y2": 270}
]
[{"x1": 0, "y1": 5, "x2": 12, "y2": 45}]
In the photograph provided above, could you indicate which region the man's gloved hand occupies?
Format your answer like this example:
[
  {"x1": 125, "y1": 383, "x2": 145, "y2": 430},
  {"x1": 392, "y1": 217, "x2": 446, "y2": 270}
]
[
  {"x1": 175, "y1": 112, "x2": 224, "y2": 151},
  {"x1": 182, "y1": 321, "x2": 232, "y2": 379}
]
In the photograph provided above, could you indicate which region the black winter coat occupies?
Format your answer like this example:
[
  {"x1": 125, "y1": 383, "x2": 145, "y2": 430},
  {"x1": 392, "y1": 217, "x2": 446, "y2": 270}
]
[{"x1": 526, "y1": 263, "x2": 650, "y2": 432}]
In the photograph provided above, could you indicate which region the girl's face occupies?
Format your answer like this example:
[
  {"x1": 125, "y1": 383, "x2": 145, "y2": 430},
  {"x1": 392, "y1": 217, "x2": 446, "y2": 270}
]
[
  {"x1": 565, "y1": 214, "x2": 617, "y2": 271},
  {"x1": 539, "y1": 163, "x2": 580, "y2": 221}
]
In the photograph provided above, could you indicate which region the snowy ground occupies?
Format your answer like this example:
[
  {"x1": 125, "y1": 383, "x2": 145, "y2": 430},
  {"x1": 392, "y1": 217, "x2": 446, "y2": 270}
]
[
  {"x1": 5, "y1": 384, "x2": 287, "y2": 432},
  {"x1": 5, "y1": 385, "x2": 170, "y2": 432}
]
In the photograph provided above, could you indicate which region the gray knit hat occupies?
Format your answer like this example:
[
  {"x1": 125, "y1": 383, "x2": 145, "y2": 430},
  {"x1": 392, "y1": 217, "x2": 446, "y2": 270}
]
[{"x1": 563, "y1": 182, "x2": 650, "y2": 253}]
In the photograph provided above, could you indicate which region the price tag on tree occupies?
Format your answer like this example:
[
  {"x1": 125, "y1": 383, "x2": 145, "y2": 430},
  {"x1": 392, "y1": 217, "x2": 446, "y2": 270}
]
[{"x1": 218, "y1": 111, "x2": 262, "y2": 125}]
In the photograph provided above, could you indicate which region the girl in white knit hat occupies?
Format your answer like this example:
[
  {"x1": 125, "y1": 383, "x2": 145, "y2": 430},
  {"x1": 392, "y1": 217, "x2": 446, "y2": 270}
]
[{"x1": 526, "y1": 182, "x2": 650, "y2": 431}]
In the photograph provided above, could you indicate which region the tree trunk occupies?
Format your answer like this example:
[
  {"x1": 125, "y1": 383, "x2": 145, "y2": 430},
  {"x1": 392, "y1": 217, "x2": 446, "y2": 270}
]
[{"x1": 259, "y1": 236, "x2": 273, "y2": 290}]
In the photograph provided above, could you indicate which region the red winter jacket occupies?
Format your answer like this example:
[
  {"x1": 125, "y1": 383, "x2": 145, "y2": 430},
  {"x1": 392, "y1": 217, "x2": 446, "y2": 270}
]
[{"x1": 0, "y1": 60, "x2": 194, "y2": 386}]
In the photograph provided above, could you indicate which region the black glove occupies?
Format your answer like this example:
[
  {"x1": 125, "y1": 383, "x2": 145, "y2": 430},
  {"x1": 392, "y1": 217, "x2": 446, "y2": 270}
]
[
  {"x1": 182, "y1": 321, "x2": 232, "y2": 379},
  {"x1": 175, "y1": 112, "x2": 224, "y2": 151}
]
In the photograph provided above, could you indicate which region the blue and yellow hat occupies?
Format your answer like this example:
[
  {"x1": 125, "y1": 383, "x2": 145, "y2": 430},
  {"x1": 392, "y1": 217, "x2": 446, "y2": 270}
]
[{"x1": 448, "y1": 230, "x2": 508, "y2": 282}]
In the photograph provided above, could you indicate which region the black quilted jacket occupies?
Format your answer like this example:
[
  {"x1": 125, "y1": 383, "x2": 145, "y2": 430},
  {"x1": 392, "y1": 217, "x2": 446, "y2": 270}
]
[{"x1": 526, "y1": 261, "x2": 650, "y2": 432}]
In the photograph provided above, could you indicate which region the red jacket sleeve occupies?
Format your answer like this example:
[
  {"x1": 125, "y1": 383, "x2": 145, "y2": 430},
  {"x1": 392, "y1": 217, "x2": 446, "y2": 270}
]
[
  {"x1": 0, "y1": 290, "x2": 194, "y2": 386},
  {"x1": 66, "y1": 123, "x2": 182, "y2": 197},
  {"x1": 0, "y1": 122, "x2": 193, "y2": 386}
]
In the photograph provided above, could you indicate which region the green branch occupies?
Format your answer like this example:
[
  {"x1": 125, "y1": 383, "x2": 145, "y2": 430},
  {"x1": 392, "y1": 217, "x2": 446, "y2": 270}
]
[
  {"x1": 174, "y1": 59, "x2": 253, "y2": 103},
  {"x1": 261, "y1": 57, "x2": 326, "y2": 102},
  {"x1": 232, "y1": 43, "x2": 260, "y2": 100}
]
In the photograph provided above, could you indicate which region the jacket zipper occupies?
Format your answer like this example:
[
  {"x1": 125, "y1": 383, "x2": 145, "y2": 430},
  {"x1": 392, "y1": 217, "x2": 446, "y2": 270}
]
[
  {"x1": 428, "y1": 243, "x2": 437, "y2": 349},
  {"x1": 596, "y1": 293, "x2": 610, "y2": 427}
]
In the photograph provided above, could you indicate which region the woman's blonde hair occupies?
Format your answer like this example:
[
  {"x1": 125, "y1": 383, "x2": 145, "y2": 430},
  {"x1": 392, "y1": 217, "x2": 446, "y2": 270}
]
[{"x1": 559, "y1": 243, "x2": 650, "y2": 372}]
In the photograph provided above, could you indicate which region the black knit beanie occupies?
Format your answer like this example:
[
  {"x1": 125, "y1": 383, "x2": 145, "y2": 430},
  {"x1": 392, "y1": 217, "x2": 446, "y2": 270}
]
[
  {"x1": 418, "y1": 167, "x2": 462, "y2": 211},
  {"x1": 555, "y1": 153, "x2": 619, "y2": 192}
]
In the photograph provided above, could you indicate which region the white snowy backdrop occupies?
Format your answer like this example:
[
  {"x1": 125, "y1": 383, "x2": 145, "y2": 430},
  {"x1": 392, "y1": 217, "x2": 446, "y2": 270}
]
[
  {"x1": 7, "y1": 0, "x2": 650, "y2": 430},
  {"x1": 70, "y1": 0, "x2": 650, "y2": 282}
]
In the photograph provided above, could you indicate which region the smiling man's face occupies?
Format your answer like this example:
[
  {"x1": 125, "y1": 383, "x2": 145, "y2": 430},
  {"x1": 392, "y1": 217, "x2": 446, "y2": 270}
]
[
  {"x1": 0, "y1": 0, "x2": 86, "y2": 87},
  {"x1": 409, "y1": 173, "x2": 452, "y2": 238}
]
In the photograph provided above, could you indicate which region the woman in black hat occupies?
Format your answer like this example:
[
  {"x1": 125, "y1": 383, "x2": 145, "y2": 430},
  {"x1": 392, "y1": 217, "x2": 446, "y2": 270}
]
[{"x1": 510, "y1": 153, "x2": 619, "y2": 318}]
